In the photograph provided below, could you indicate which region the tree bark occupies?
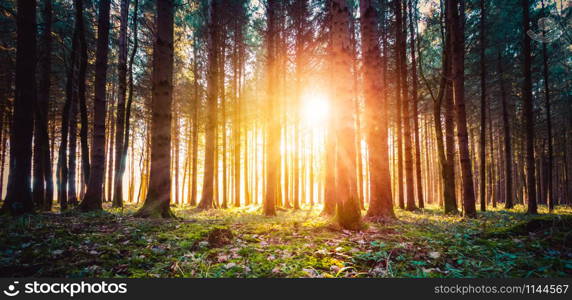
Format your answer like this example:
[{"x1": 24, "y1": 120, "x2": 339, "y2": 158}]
[
  {"x1": 540, "y1": 0, "x2": 553, "y2": 211},
  {"x1": 331, "y1": 0, "x2": 361, "y2": 230},
  {"x1": 79, "y1": 0, "x2": 111, "y2": 212},
  {"x1": 478, "y1": 0, "x2": 487, "y2": 211},
  {"x1": 408, "y1": 0, "x2": 424, "y2": 209},
  {"x1": 33, "y1": 0, "x2": 53, "y2": 211},
  {"x1": 198, "y1": 0, "x2": 219, "y2": 210},
  {"x1": 521, "y1": 0, "x2": 537, "y2": 214},
  {"x1": 112, "y1": 0, "x2": 130, "y2": 208},
  {"x1": 134, "y1": 0, "x2": 175, "y2": 218},
  {"x1": 448, "y1": 0, "x2": 476, "y2": 218},
  {"x1": 360, "y1": 0, "x2": 394, "y2": 221},
  {"x1": 263, "y1": 0, "x2": 278, "y2": 216},
  {"x1": 2, "y1": 0, "x2": 36, "y2": 215}
]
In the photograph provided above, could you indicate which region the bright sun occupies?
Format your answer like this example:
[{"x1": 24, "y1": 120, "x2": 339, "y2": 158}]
[{"x1": 301, "y1": 91, "x2": 330, "y2": 128}]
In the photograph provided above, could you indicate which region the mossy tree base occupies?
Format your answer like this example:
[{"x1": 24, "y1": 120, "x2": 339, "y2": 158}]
[
  {"x1": 336, "y1": 199, "x2": 362, "y2": 231},
  {"x1": 134, "y1": 197, "x2": 176, "y2": 219}
]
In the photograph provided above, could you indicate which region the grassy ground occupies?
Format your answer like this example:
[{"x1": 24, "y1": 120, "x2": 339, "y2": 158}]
[{"x1": 1, "y1": 204, "x2": 571, "y2": 278}]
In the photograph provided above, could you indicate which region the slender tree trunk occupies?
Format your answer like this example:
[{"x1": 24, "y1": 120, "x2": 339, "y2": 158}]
[
  {"x1": 34, "y1": 0, "x2": 53, "y2": 210},
  {"x1": 497, "y1": 48, "x2": 513, "y2": 208},
  {"x1": 408, "y1": 0, "x2": 424, "y2": 209},
  {"x1": 233, "y1": 15, "x2": 241, "y2": 207},
  {"x1": 540, "y1": 0, "x2": 553, "y2": 211},
  {"x1": 478, "y1": 0, "x2": 487, "y2": 211},
  {"x1": 68, "y1": 74, "x2": 78, "y2": 206},
  {"x1": 58, "y1": 15, "x2": 80, "y2": 211},
  {"x1": 113, "y1": 0, "x2": 130, "y2": 208},
  {"x1": 521, "y1": 0, "x2": 537, "y2": 214},
  {"x1": 77, "y1": 0, "x2": 89, "y2": 188},
  {"x1": 123, "y1": 0, "x2": 139, "y2": 202},
  {"x1": 190, "y1": 38, "x2": 199, "y2": 207},
  {"x1": 396, "y1": 0, "x2": 416, "y2": 211},
  {"x1": 294, "y1": 0, "x2": 308, "y2": 212}
]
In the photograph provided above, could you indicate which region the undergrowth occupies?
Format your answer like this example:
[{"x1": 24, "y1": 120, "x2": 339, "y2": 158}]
[{"x1": 0, "y1": 204, "x2": 570, "y2": 278}]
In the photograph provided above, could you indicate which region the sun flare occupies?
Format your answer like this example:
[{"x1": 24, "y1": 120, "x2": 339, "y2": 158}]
[{"x1": 301, "y1": 91, "x2": 330, "y2": 128}]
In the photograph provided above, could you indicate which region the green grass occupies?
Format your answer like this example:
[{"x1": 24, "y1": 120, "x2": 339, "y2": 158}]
[{"x1": 0, "y1": 204, "x2": 571, "y2": 278}]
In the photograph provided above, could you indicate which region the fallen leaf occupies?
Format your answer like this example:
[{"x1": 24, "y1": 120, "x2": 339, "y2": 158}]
[{"x1": 224, "y1": 263, "x2": 237, "y2": 269}]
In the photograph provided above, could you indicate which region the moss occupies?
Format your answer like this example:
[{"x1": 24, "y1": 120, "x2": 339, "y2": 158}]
[{"x1": 1, "y1": 204, "x2": 571, "y2": 277}]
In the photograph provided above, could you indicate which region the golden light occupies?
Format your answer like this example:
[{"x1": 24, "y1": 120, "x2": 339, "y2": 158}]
[{"x1": 301, "y1": 91, "x2": 330, "y2": 128}]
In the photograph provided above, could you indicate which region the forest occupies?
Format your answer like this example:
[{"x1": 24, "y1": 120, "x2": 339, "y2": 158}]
[{"x1": 0, "y1": 0, "x2": 571, "y2": 278}]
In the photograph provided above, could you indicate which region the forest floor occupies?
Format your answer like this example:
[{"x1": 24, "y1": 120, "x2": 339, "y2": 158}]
[{"x1": 1, "y1": 204, "x2": 571, "y2": 278}]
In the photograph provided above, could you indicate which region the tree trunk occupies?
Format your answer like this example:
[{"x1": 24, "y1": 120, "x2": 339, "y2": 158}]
[
  {"x1": 77, "y1": 0, "x2": 89, "y2": 188},
  {"x1": 190, "y1": 36, "x2": 199, "y2": 206},
  {"x1": 448, "y1": 0, "x2": 476, "y2": 218},
  {"x1": 2, "y1": 0, "x2": 36, "y2": 215},
  {"x1": 360, "y1": 0, "x2": 394, "y2": 221},
  {"x1": 33, "y1": 0, "x2": 53, "y2": 211},
  {"x1": 497, "y1": 48, "x2": 514, "y2": 209},
  {"x1": 264, "y1": 0, "x2": 278, "y2": 216},
  {"x1": 79, "y1": 0, "x2": 111, "y2": 212},
  {"x1": 123, "y1": 0, "x2": 139, "y2": 203},
  {"x1": 134, "y1": 0, "x2": 175, "y2": 218},
  {"x1": 540, "y1": 0, "x2": 553, "y2": 211},
  {"x1": 198, "y1": 0, "x2": 219, "y2": 210},
  {"x1": 521, "y1": 0, "x2": 537, "y2": 214},
  {"x1": 331, "y1": 0, "x2": 361, "y2": 230},
  {"x1": 112, "y1": 0, "x2": 130, "y2": 208},
  {"x1": 478, "y1": 0, "x2": 487, "y2": 212},
  {"x1": 408, "y1": 0, "x2": 424, "y2": 209}
]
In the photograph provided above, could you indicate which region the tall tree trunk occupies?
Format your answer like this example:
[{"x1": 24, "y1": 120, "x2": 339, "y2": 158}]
[
  {"x1": 190, "y1": 36, "x2": 199, "y2": 206},
  {"x1": 220, "y1": 38, "x2": 228, "y2": 209},
  {"x1": 394, "y1": 0, "x2": 405, "y2": 210},
  {"x1": 360, "y1": 0, "x2": 394, "y2": 220},
  {"x1": 540, "y1": 0, "x2": 553, "y2": 211},
  {"x1": 67, "y1": 0, "x2": 87, "y2": 206},
  {"x1": 58, "y1": 11, "x2": 80, "y2": 211},
  {"x1": 2, "y1": 0, "x2": 36, "y2": 215},
  {"x1": 448, "y1": 0, "x2": 476, "y2": 218},
  {"x1": 123, "y1": 0, "x2": 139, "y2": 203},
  {"x1": 497, "y1": 48, "x2": 513, "y2": 208},
  {"x1": 134, "y1": 0, "x2": 175, "y2": 218},
  {"x1": 478, "y1": 0, "x2": 487, "y2": 211},
  {"x1": 113, "y1": 0, "x2": 130, "y2": 208},
  {"x1": 77, "y1": 0, "x2": 89, "y2": 188},
  {"x1": 331, "y1": 0, "x2": 361, "y2": 230},
  {"x1": 408, "y1": 0, "x2": 424, "y2": 209},
  {"x1": 232, "y1": 11, "x2": 242, "y2": 207},
  {"x1": 198, "y1": 0, "x2": 219, "y2": 210},
  {"x1": 294, "y1": 0, "x2": 308, "y2": 212},
  {"x1": 68, "y1": 74, "x2": 78, "y2": 206},
  {"x1": 396, "y1": 0, "x2": 415, "y2": 211},
  {"x1": 264, "y1": 0, "x2": 278, "y2": 216},
  {"x1": 521, "y1": 0, "x2": 537, "y2": 214},
  {"x1": 79, "y1": 0, "x2": 111, "y2": 211},
  {"x1": 34, "y1": 0, "x2": 53, "y2": 211}
]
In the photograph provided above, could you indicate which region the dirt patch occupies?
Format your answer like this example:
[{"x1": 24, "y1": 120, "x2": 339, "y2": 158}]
[{"x1": 206, "y1": 228, "x2": 234, "y2": 248}]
